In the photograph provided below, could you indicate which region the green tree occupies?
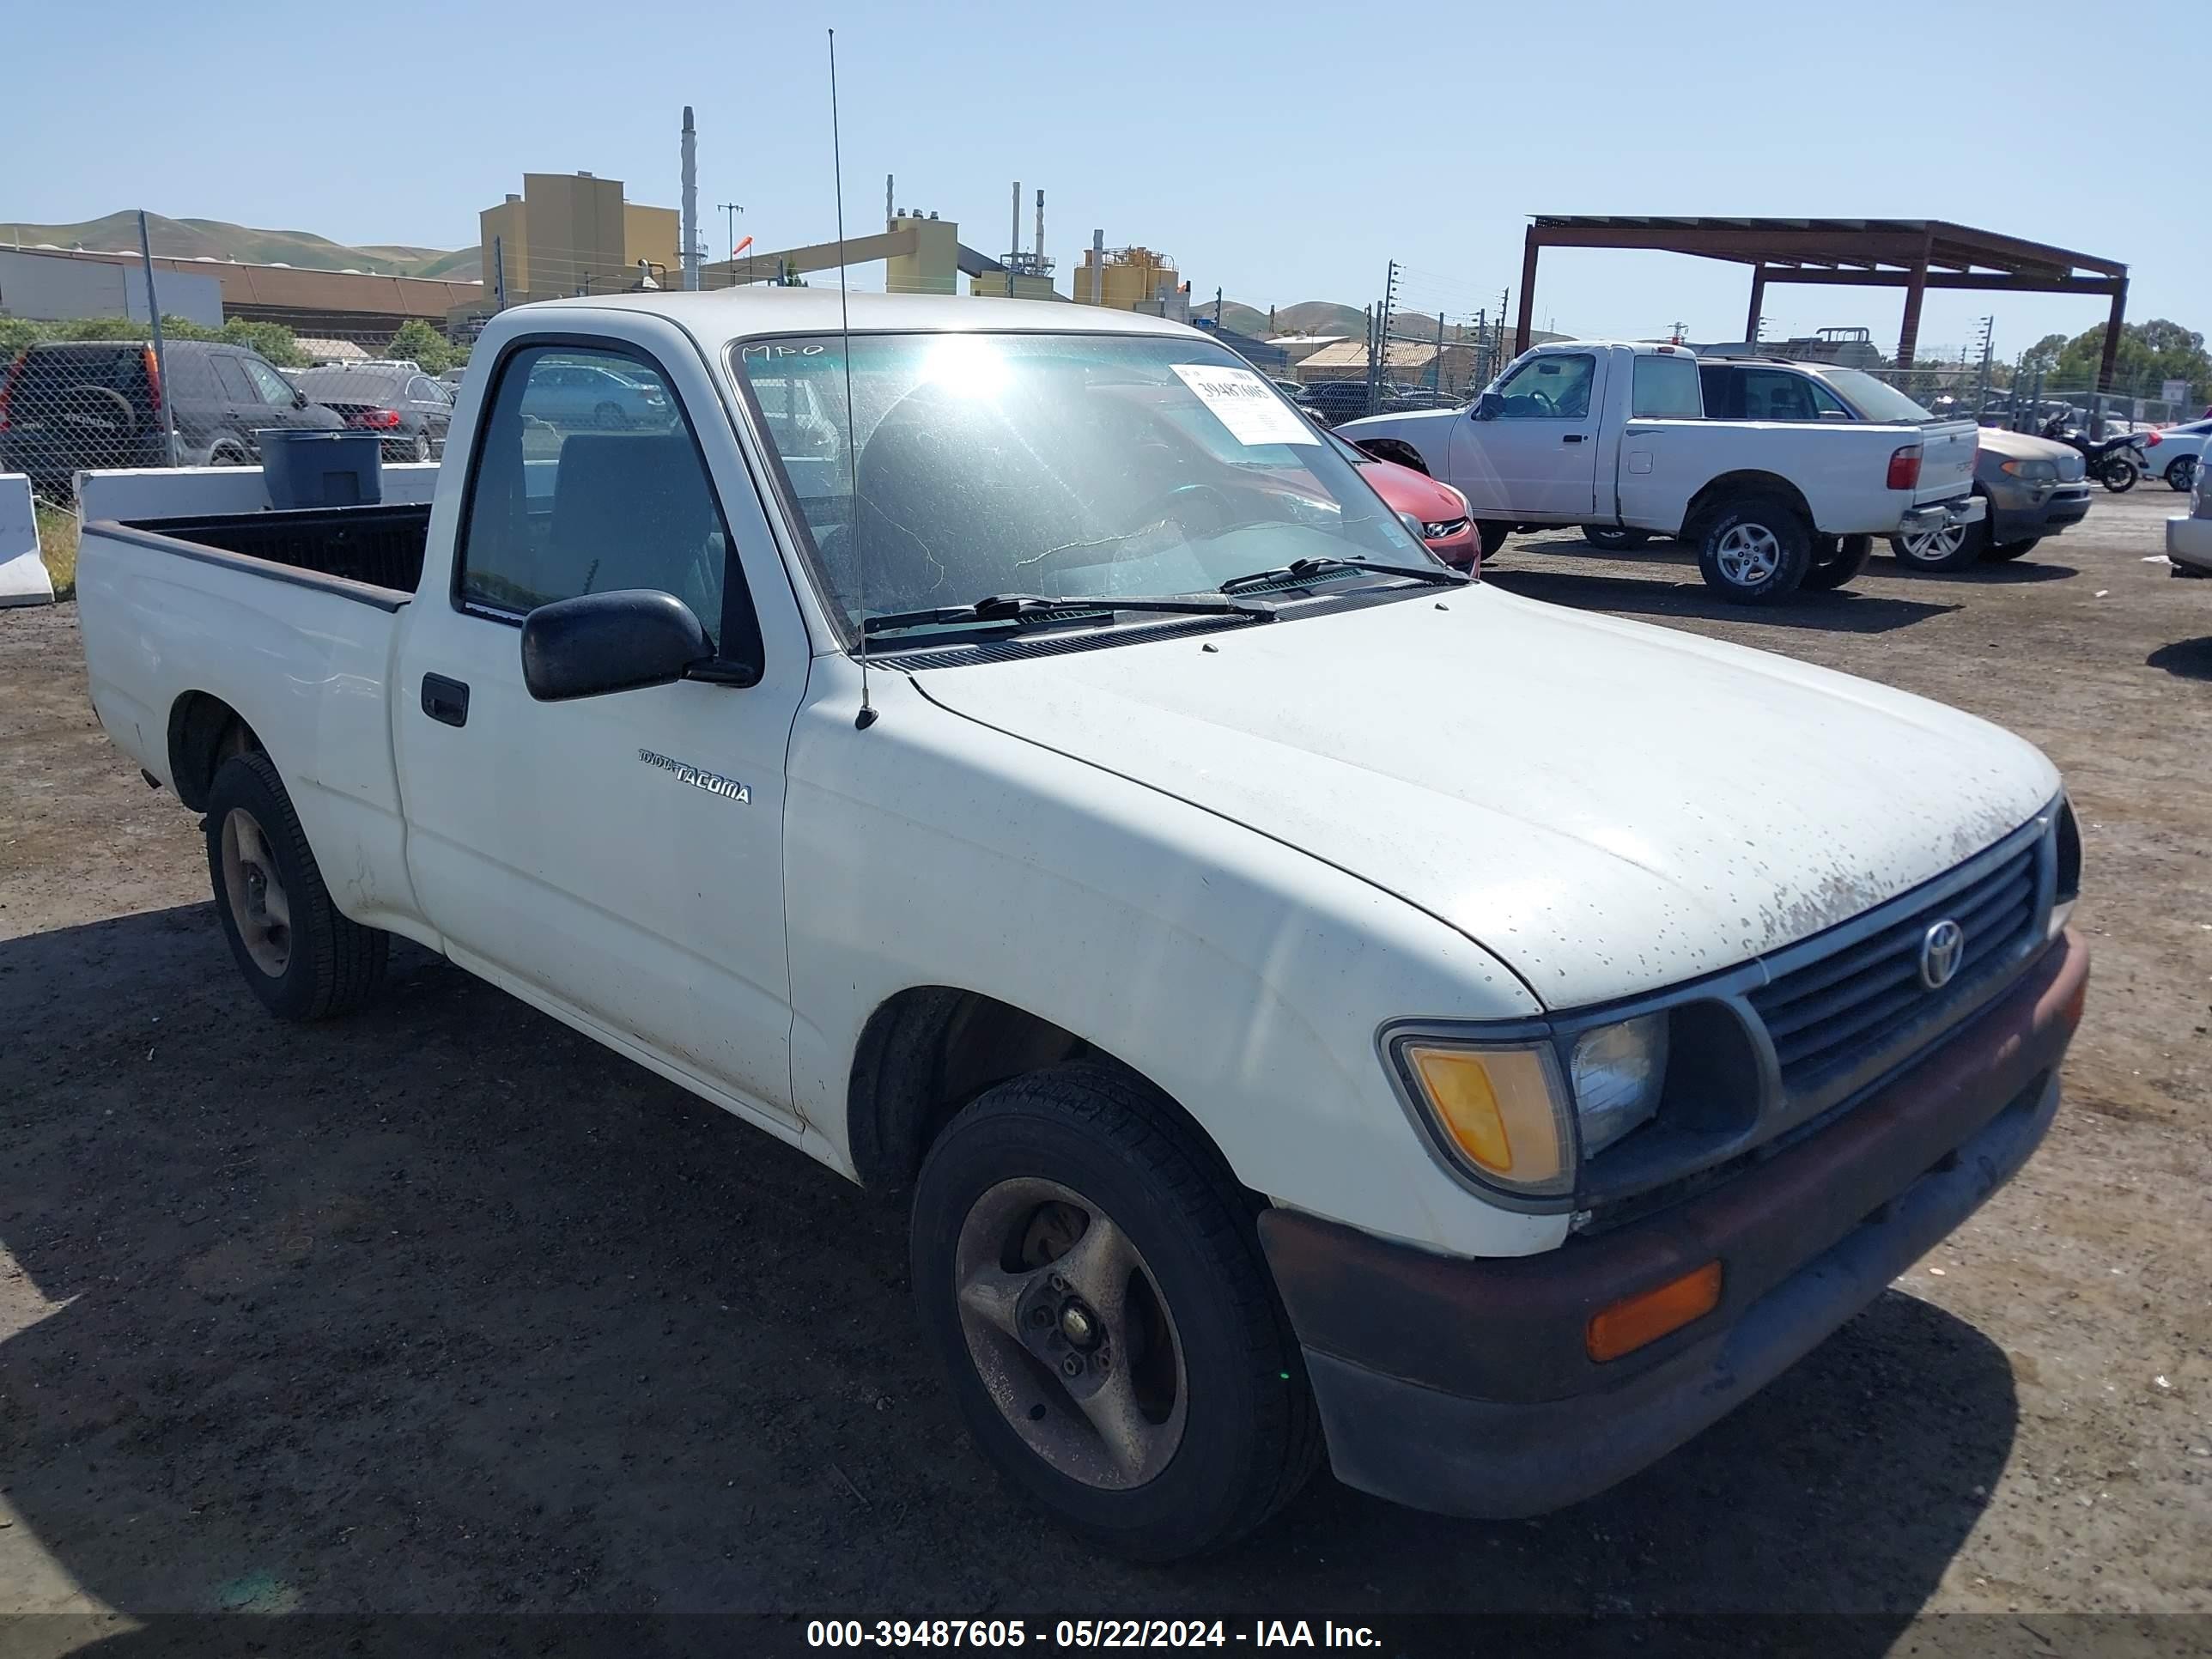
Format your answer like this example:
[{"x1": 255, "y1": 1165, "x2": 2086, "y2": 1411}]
[
  {"x1": 2048, "y1": 319, "x2": 2210, "y2": 398},
  {"x1": 384, "y1": 319, "x2": 452, "y2": 376},
  {"x1": 2019, "y1": 332, "x2": 2068, "y2": 377}
]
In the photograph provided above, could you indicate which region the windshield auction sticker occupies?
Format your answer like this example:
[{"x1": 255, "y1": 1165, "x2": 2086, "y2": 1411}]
[{"x1": 1170, "y1": 363, "x2": 1319, "y2": 446}]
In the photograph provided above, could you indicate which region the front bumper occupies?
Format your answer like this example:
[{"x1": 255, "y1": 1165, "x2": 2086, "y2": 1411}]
[
  {"x1": 1896, "y1": 494, "x2": 1987, "y2": 537},
  {"x1": 2168, "y1": 513, "x2": 2212, "y2": 577},
  {"x1": 1259, "y1": 927, "x2": 2089, "y2": 1520},
  {"x1": 1987, "y1": 482, "x2": 2092, "y2": 544}
]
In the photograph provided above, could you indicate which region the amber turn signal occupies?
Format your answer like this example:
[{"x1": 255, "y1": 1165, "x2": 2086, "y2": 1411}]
[{"x1": 1585, "y1": 1261, "x2": 1723, "y2": 1363}]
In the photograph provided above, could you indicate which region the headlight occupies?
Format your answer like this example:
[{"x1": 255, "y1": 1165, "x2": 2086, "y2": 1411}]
[
  {"x1": 1999, "y1": 459, "x2": 2058, "y2": 482},
  {"x1": 1571, "y1": 1013, "x2": 1669, "y2": 1155},
  {"x1": 1397, "y1": 1042, "x2": 1574, "y2": 1196},
  {"x1": 2050, "y1": 797, "x2": 2081, "y2": 939}
]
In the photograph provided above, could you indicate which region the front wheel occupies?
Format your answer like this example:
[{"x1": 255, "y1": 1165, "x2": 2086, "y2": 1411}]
[
  {"x1": 204, "y1": 752, "x2": 388, "y2": 1020},
  {"x1": 1801, "y1": 533, "x2": 1873, "y2": 592},
  {"x1": 2099, "y1": 456, "x2": 2139, "y2": 492},
  {"x1": 1982, "y1": 536, "x2": 2042, "y2": 562},
  {"x1": 2166, "y1": 456, "x2": 2199, "y2": 494},
  {"x1": 594, "y1": 400, "x2": 629, "y2": 429},
  {"x1": 1889, "y1": 512, "x2": 1989, "y2": 572},
  {"x1": 910, "y1": 1063, "x2": 1318, "y2": 1560},
  {"x1": 1695, "y1": 495, "x2": 1811, "y2": 602},
  {"x1": 1582, "y1": 525, "x2": 1651, "y2": 551}
]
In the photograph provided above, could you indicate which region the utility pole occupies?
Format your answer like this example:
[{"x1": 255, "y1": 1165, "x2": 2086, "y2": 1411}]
[
  {"x1": 1215, "y1": 285, "x2": 1224, "y2": 325},
  {"x1": 137, "y1": 210, "x2": 178, "y2": 468},
  {"x1": 718, "y1": 202, "x2": 744, "y2": 264},
  {"x1": 1369, "y1": 262, "x2": 1400, "y2": 416},
  {"x1": 1433, "y1": 309, "x2": 1446, "y2": 393},
  {"x1": 1974, "y1": 314, "x2": 1996, "y2": 417}
]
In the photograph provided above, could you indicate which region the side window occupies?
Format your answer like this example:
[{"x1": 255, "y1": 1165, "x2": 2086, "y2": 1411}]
[
  {"x1": 1631, "y1": 356, "x2": 1702, "y2": 419},
  {"x1": 211, "y1": 356, "x2": 256, "y2": 402},
  {"x1": 240, "y1": 358, "x2": 295, "y2": 405},
  {"x1": 1698, "y1": 363, "x2": 1738, "y2": 420},
  {"x1": 1493, "y1": 354, "x2": 1595, "y2": 419},
  {"x1": 1804, "y1": 379, "x2": 1854, "y2": 420},
  {"x1": 1740, "y1": 368, "x2": 1819, "y2": 422},
  {"x1": 456, "y1": 344, "x2": 744, "y2": 654}
]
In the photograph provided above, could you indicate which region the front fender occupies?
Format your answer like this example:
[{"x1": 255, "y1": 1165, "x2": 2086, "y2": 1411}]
[{"x1": 782, "y1": 667, "x2": 1562, "y2": 1260}]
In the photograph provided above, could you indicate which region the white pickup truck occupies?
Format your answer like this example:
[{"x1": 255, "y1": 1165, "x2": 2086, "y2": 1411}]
[
  {"x1": 76, "y1": 291, "x2": 2087, "y2": 1560},
  {"x1": 1340, "y1": 339, "x2": 1986, "y2": 601}
]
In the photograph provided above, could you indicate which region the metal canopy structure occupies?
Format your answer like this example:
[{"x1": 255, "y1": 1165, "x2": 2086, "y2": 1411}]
[{"x1": 1514, "y1": 216, "x2": 2130, "y2": 386}]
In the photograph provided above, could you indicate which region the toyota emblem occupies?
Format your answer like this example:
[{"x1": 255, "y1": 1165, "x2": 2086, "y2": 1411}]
[{"x1": 1918, "y1": 919, "x2": 1966, "y2": 989}]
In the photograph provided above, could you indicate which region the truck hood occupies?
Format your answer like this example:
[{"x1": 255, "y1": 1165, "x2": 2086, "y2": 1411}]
[{"x1": 906, "y1": 587, "x2": 2057, "y2": 1008}]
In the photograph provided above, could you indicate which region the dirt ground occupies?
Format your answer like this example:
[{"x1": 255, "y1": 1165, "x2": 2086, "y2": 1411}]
[{"x1": 3, "y1": 489, "x2": 2208, "y2": 1647}]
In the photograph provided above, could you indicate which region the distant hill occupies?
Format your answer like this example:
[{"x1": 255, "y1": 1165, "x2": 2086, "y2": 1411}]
[
  {"x1": 1211, "y1": 297, "x2": 1541, "y2": 345},
  {"x1": 2, "y1": 211, "x2": 479, "y2": 281}
]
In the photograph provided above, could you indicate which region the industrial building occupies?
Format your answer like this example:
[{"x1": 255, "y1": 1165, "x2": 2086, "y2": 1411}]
[
  {"x1": 0, "y1": 244, "x2": 477, "y2": 344},
  {"x1": 478, "y1": 173, "x2": 681, "y2": 302},
  {"x1": 0, "y1": 246, "x2": 221, "y2": 328}
]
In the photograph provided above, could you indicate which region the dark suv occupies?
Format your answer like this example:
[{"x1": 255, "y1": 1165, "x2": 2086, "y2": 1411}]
[{"x1": 0, "y1": 339, "x2": 342, "y2": 499}]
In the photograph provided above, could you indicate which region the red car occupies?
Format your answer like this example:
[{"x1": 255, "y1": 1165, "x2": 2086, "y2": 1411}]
[{"x1": 1328, "y1": 431, "x2": 1479, "y2": 571}]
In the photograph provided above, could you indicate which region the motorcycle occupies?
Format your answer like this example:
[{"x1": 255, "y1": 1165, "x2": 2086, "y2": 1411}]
[{"x1": 2039, "y1": 412, "x2": 2160, "y2": 492}]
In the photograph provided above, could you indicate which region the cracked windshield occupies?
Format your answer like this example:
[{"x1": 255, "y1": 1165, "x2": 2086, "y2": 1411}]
[{"x1": 734, "y1": 332, "x2": 1433, "y2": 633}]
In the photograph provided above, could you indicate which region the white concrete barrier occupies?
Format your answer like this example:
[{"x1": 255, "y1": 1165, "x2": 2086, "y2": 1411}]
[{"x1": 0, "y1": 474, "x2": 55, "y2": 607}]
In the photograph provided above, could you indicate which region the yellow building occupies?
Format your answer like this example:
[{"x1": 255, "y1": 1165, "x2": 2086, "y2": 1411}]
[
  {"x1": 884, "y1": 211, "x2": 958, "y2": 296},
  {"x1": 478, "y1": 173, "x2": 680, "y2": 301},
  {"x1": 1067, "y1": 246, "x2": 1180, "y2": 312}
]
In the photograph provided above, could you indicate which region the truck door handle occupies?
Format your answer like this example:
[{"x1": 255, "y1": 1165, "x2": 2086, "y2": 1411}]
[
  {"x1": 421, "y1": 673, "x2": 471, "y2": 727},
  {"x1": 1562, "y1": 433, "x2": 1587, "y2": 444}
]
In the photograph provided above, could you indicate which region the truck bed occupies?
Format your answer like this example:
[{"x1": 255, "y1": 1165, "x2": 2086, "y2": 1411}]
[{"x1": 98, "y1": 502, "x2": 432, "y2": 602}]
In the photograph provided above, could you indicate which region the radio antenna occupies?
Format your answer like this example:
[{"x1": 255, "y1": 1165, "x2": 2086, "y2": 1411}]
[{"x1": 829, "y1": 27, "x2": 875, "y2": 730}]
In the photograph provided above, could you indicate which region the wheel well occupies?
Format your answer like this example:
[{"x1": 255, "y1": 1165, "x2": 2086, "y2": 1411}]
[
  {"x1": 1683, "y1": 471, "x2": 1814, "y2": 541},
  {"x1": 167, "y1": 693, "x2": 260, "y2": 811},
  {"x1": 1352, "y1": 437, "x2": 1428, "y2": 474},
  {"x1": 845, "y1": 987, "x2": 1234, "y2": 1195}
]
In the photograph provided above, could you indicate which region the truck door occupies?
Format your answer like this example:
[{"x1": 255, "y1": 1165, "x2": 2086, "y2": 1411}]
[
  {"x1": 1614, "y1": 351, "x2": 1707, "y2": 532},
  {"x1": 392, "y1": 328, "x2": 803, "y2": 1124},
  {"x1": 1448, "y1": 350, "x2": 1605, "y2": 521}
]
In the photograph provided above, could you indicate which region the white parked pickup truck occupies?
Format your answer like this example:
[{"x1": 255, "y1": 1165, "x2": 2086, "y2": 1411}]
[
  {"x1": 76, "y1": 292, "x2": 2087, "y2": 1560},
  {"x1": 1340, "y1": 340, "x2": 1986, "y2": 601}
]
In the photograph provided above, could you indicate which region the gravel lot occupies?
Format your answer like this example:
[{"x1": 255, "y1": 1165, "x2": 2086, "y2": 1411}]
[{"x1": 2, "y1": 489, "x2": 2208, "y2": 1644}]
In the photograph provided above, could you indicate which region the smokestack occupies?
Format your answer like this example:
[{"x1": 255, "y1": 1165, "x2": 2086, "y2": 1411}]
[
  {"x1": 1091, "y1": 228, "x2": 1104, "y2": 306},
  {"x1": 1011, "y1": 182, "x2": 1021, "y2": 260},
  {"x1": 679, "y1": 106, "x2": 699, "y2": 292},
  {"x1": 1035, "y1": 189, "x2": 1044, "y2": 259},
  {"x1": 885, "y1": 173, "x2": 894, "y2": 230}
]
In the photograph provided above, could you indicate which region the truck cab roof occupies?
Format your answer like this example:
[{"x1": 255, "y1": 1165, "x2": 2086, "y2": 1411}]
[{"x1": 518, "y1": 288, "x2": 1204, "y2": 345}]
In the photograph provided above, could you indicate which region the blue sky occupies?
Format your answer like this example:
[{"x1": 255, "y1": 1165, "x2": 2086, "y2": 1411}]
[{"x1": 9, "y1": 0, "x2": 2191, "y2": 361}]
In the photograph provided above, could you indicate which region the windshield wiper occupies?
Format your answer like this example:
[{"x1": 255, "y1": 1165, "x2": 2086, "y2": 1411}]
[
  {"x1": 1217, "y1": 556, "x2": 1469, "y2": 594},
  {"x1": 862, "y1": 592, "x2": 1277, "y2": 635}
]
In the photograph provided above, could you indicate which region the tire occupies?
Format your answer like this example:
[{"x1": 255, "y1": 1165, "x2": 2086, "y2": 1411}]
[
  {"x1": 210, "y1": 444, "x2": 250, "y2": 468},
  {"x1": 910, "y1": 1061, "x2": 1320, "y2": 1560},
  {"x1": 594, "y1": 400, "x2": 628, "y2": 429},
  {"x1": 1801, "y1": 533, "x2": 1873, "y2": 592},
  {"x1": 1888, "y1": 512, "x2": 1989, "y2": 572},
  {"x1": 1694, "y1": 493, "x2": 1812, "y2": 602},
  {"x1": 204, "y1": 752, "x2": 388, "y2": 1021},
  {"x1": 2098, "y1": 457, "x2": 2138, "y2": 493},
  {"x1": 1582, "y1": 525, "x2": 1651, "y2": 551},
  {"x1": 2166, "y1": 456, "x2": 2199, "y2": 494},
  {"x1": 1474, "y1": 521, "x2": 1510, "y2": 560},
  {"x1": 411, "y1": 429, "x2": 432, "y2": 464},
  {"x1": 1982, "y1": 536, "x2": 2042, "y2": 562}
]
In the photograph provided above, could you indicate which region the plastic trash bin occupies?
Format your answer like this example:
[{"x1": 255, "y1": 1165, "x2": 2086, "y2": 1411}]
[{"x1": 256, "y1": 429, "x2": 382, "y2": 510}]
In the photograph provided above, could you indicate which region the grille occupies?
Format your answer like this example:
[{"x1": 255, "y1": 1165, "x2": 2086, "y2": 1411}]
[{"x1": 1750, "y1": 843, "x2": 2039, "y2": 1091}]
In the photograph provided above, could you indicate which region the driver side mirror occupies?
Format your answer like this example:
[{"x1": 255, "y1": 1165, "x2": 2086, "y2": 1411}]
[
  {"x1": 1471, "y1": 392, "x2": 1504, "y2": 421},
  {"x1": 292, "y1": 389, "x2": 310, "y2": 409},
  {"x1": 521, "y1": 588, "x2": 714, "y2": 702}
]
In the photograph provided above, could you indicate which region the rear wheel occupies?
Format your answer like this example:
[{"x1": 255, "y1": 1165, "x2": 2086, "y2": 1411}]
[
  {"x1": 1982, "y1": 536, "x2": 2042, "y2": 562},
  {"x1": 1801, "y1": 533, "x2": 1873, "y2": 592},
  {"x1": 910, "y1": 1062, "x2": 1318, "y2": 1560},
  {"x1": 411, "y1": 429, "x2": 432, "y2": 464},
  {"x1": 2098, "y1": 456, "x2": 2138, "y2": 492},
  {"x1": 1694, "y1": 494, "x2": 1811, "y2": 603},
  {"x1": 594, "y1": 400, "x2": 628, "y2": 429},
  {"x1": 204, "y1": 752, "x2": 387, "y2": 1021},
  {"x1": 1582, "y1": 525, "x2": 1650, "y2": 551},
  {"x1": 1889, "y1": 513, "x2": 1989, "y2": 572},
  {"x1": 1474, "y1": 522, "x2": 1510, "y2": 560},
  {"x1": 2166, "y1": 455, "x2": 2199, "y2": 494}
]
